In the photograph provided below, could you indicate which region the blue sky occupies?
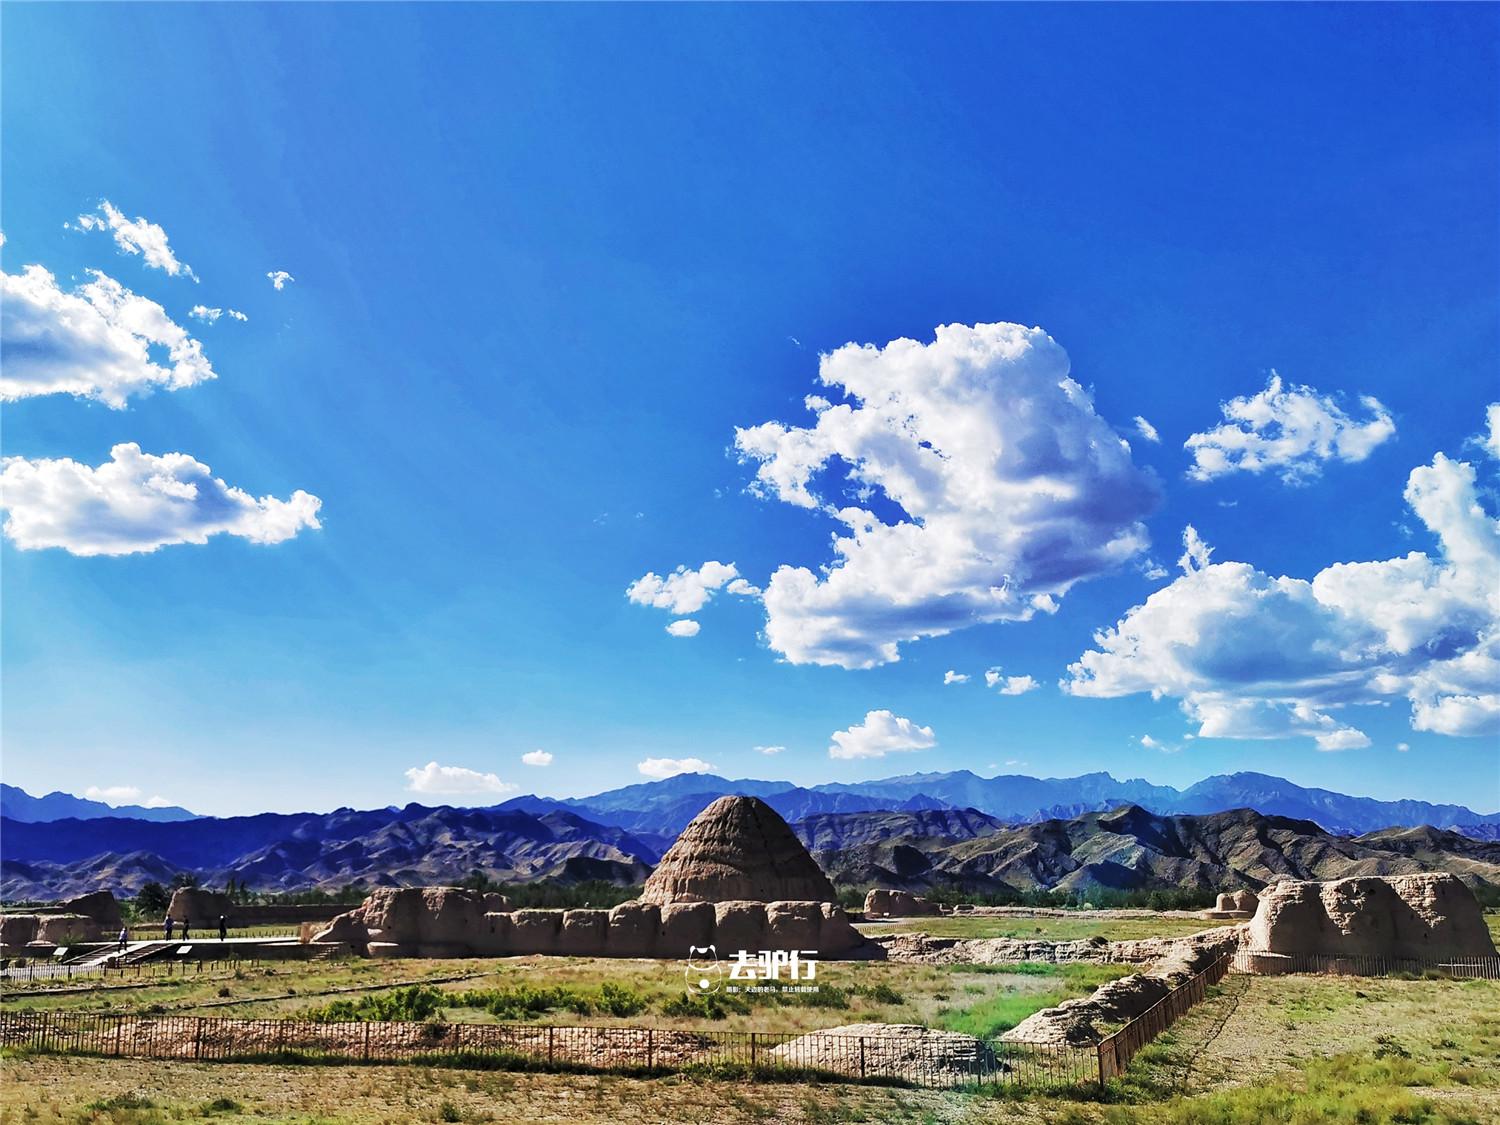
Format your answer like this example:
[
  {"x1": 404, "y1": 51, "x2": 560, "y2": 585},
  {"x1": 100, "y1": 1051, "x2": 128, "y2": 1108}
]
[{"x1": 2, "y1": 4, "x2": 1497, "y2": 817}]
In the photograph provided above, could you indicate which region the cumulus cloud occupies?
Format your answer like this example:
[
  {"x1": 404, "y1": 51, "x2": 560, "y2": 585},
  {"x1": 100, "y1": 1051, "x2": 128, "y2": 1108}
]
[
  {"x1": 627, "y1": 560, "x2": 758, "y2": 618},
  {"x1": 520, "y1": 750, "x2": 553, "y2": 767},
  {"x1": 665, "y1": 619, "x2": 701, "y2": 637},
  {"x1": 755, "y1": 744, "x2": 786, "y2": 755},
  {"x1": 0, "y1": 443, "x2": 322, "y2": 556},
  {"x1": 1066, "y1": 441, "x2": 1500, "y2": 746},
  {"x1": 1, "y1": 261, "x2": 216, "y2": 408},
  {"x1": 72, "y1": 201, "x2": 196, "y2": 280},
  {"x1": 985, "y1": 669, "x2": 1040, "y2": 695},
  {"x1": 1134, "y1": 416, "x2": 1161, "y2": 444},
  {"x1": 267, "y1": 270, "x2": 294, "y2": 290},
  {"x1": 1178, "y1": 526, "x2": 1214, "y2": 573},
  {"x1": 83, "y1": 785, "x2": 172, "y2": 807},
  {"x1": 1185, "y1": 373, "x2": 1395, "y2": 483},
  {"x1": 828, "y1": 710, "x2": 936, "y2": 760},
  {"x1": 943, "y1": 670, "x2": 969, "y2": 685},
  {"x1": 637, "y1": 756, "x2": 715, "y2": 779},
  {"x1": 405, "y1": 761, "x2": 517, "y2": 797},
  {"x1": 1481, "y1": 404, "x2": 1500, "y2": 461},
  {"x1": 188, "y1": 305, "x2": 248, "y2": 324},
  {"x1": 726, "y1": 322, "x2": 1158, "y2": 668}
]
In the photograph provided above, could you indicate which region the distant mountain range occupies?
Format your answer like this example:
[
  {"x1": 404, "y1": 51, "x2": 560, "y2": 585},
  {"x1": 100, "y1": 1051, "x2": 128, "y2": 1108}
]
[
  {"x1": 6, "y1": 798, "x2": 1499, "y2": 903},
  {"x1": 6, "y1": 771, "x2": 1496, "y2": 837},
  {"x1": 4, "y1": 769, "x2": 1498, "y2": 901},
  {"x1": 0, "y1": 783, "x2": 198, "y2": 824},
  {"x1": 794, "y1": 806, "x2": 1500, "y2": 896},
  {"x1": 498, "y1": 769, "x2": 1500, "y2": 839}
]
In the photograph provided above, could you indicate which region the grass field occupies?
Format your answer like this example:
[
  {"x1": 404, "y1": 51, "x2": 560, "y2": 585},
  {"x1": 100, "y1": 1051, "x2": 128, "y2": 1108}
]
[
  {"x1": 4, "y1": 973, "x2": 1496, "y2": 1123},
  {"x1": 857, "y1": 913, "x2": 1215, "y2": 942},
  {"x1": 0, "y1": 953, "x2": 1132, "y2": 1040}
]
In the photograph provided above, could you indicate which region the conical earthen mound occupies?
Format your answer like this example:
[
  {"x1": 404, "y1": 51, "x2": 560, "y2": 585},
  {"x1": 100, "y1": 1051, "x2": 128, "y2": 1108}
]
[{"x1": 640, "y1": 795, "x2": 839, "y2": 904}]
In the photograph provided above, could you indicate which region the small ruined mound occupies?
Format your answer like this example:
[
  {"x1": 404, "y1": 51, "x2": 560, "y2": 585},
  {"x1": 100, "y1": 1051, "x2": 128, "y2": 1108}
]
[
  {"x1": 640, "y1": 796, "x2": 839, "y2": 905},
  {"x1": 863, "y1": 888, "x2": 940, "y2": 918},
  {"x1": 771, "y1": 1023, "x2": 994, "y2": 1082},
  {"x1": 1247, "y1": 872, "x2": 1496, "y2": 960}
]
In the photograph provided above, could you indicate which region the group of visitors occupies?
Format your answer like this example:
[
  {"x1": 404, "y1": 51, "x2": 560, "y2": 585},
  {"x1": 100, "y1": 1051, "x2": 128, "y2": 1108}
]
[{"x1": 115, "y1": 914, "x2": 230, "y2": 952}]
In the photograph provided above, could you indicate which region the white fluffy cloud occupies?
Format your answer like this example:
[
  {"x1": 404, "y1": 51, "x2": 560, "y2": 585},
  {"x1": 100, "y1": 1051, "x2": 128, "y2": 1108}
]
[
  {"x1": 1481, "y1": 403, "x2": 1500, "y2": 460},
  {"x1": 83, "y1": 785, "x2": 172, "y2": 807},
  {"x1": 942, "y1": 670, "x2": 969, "y2": 685},
  {"x1": 727, "y1": 322, "x2": 1159, "y2": 668},
  {"x1": 1, "y1": 262, "x2": 216, "y2": 408},
  {"x1": 637, "y1": 756, "x2": 715, "y2": 779},
  {"x1": 1067, "y1": 442, "x2": 1500, "y2": 746},
  {"x1": 755, "y1": 744, "x2": 786, "y2": 755},
  {"x1": 521, "y1": 750, "x2": 553, "y2": 767},
  {"x1": 1134, "y1": 416, "x2": 1161, "y2": 443},
  {"x1": 828, "y1": 710, "x2": 936, "y2": 760},
  {"x1": 627, "y1": 561, "x2": 760, "y2": 625},
  {"x1": 1185, "y1": 373, "x2": 1395, "y2": 484},
  {"x1": 0, "y1": 443, "x2": 322, "y2": 556},
  {"x1": 189, "y1": 305, "x2": 248, "y2": 324},
  {"x1": 72, "y1": 201, "x2": 196, "y2": 280},
  {"x1": 267, "y1": 270, "x2": 294, "y2": 290},
  {"x1": 404, "y1": 761, "x2": 517, "y2": 797},
  {"x1": 985, "y1": 668, "x2": 1039, "y2": 695}
]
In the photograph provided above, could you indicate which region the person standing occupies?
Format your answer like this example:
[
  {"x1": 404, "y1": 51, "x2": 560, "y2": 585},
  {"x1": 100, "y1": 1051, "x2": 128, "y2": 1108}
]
[
  {"x1": 181, "y1": 918, "x2": 190, "y2": 940},
  {"x1": 218, "y1": 914, "x2": 228, "y2": 941},
  {"x1": 164, "y1": 916, "x2": 174, "y2": 941},
  {"x1": 117, "y1": 925, "x2": 128, "y2": 954}
]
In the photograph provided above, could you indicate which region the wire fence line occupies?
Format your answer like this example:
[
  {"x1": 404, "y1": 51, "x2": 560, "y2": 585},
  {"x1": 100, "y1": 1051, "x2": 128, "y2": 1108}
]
[
  {"x1": 0, "y1": 1009, "x2": 1095, "y2": 1090},
  {"x1": 1229, "y1": 950, "x2": 1500, "y2": 980},
  {"x1": 1096, "y1": 954, "x2": 1231, "y2": 1081},
  {"x1": 0, "y1": 957, "x2": 261, "y2": 985},
  {"x1": 6, "y1": 949, "x2": 1496, "y2": 1089}
]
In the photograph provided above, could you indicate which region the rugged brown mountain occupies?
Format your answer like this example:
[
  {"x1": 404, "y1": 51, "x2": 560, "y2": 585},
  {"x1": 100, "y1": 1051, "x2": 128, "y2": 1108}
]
[
  {"x1": 809, "y1": 806, "x2": 1500, "y2": 895},
  {"x1": 640, "y1": 795, "x2": 839, "y2": 904}
]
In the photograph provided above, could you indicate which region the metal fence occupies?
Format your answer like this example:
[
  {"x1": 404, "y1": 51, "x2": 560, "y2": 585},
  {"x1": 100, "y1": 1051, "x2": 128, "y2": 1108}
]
[
  {"x1": 1096, "y1": 954, "x2": 1230, "y2": 1081},
  {"x1": 1229, "y1": 950, "x2": 1500, "y2": 980},
  {"x1": 0, "y1": 1009, "x2": 1096, "y2": 1090},
  {"x1": 1, "y1": 958, "x2": 257, "y2": 985}
]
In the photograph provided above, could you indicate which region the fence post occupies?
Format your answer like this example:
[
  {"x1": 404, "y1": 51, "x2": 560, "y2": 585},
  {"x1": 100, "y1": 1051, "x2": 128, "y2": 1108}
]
[
  {"x1": 548, "y1": 1026, "x2": 555, "y2": 1066},
  {"x1": 194, "y1": 1018, "x2": 204, "y2": 1060},
  {"x1": 363, "y1": 1021, "x2": 371, "y2": 1061},
  {"x1": 646, "y1": 1028, "x2": 654, "y2": 1070},
  {"x1": 858, "y1": 1036, "x2": 866, "y2": 1081},
  {"x1": 750, "y1": 1031, "x2": 758, "y2": 1071},
  {"x1": 114, "y1": 1018, "x2": 123, "y2": 1057}
]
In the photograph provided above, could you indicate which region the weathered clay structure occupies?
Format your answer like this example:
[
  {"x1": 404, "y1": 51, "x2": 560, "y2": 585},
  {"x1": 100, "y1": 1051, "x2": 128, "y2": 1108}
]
[
  {"x1": 165, "y1": 888, "x2": 350, "y2": 928},
  {"x1": 313, "y1": 885, "x2": 869, "y2": 959},
  {"x1": 1001, "y1": 926, "x2": 1245, "y2": 1046},
  {"x1": 863, "y1": 889, "x2": 940, "y2": 918},
  {"x1": 314, "y1": 798, "x2": 873, "y2": 959},
  {"x1": 1203, "y1": 888, "x2": 1259, "y2": 921},
  {"x1": 640, "y1": 796, "x2": 839, "y2": 905},
  {"x1": 1243, "y1": 873, "x2": 1496, "y2": 965},
  {"x1": 0, "y1": 891, "x2": 124, "y2": 952}
]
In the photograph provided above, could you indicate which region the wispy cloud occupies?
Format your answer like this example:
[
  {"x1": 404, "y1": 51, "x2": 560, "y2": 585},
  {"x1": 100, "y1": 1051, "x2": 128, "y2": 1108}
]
[{"x1": 71, "y1": 200, "x2": 197, "y2": 280}]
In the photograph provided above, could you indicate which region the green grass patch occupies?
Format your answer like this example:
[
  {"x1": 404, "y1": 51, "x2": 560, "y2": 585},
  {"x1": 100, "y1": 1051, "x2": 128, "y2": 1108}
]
[{"x1": 939, "y1": 962, "x2": 1133, "y2": 1038}]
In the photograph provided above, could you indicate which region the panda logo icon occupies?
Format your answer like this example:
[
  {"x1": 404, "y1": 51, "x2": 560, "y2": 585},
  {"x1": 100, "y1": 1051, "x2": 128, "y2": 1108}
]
[{"x1": 685, "y1": 945, "x2": 723, "y2": 994}]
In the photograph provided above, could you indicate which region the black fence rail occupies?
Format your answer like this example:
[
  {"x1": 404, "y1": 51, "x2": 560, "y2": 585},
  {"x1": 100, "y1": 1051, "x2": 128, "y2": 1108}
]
[
  {"x1": 1, "y1": 958, "x2": 259, "y2": 986},
  {"x1": 1096, "y1": 954, "x2": 1230, "y2": 1081},
  {"x1": 0, "y1": 1009, "x2": 1095, "y2": 1090},
  {"x1": 1229, "y1": 950, "x2": 1500, "y2": 979}
]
